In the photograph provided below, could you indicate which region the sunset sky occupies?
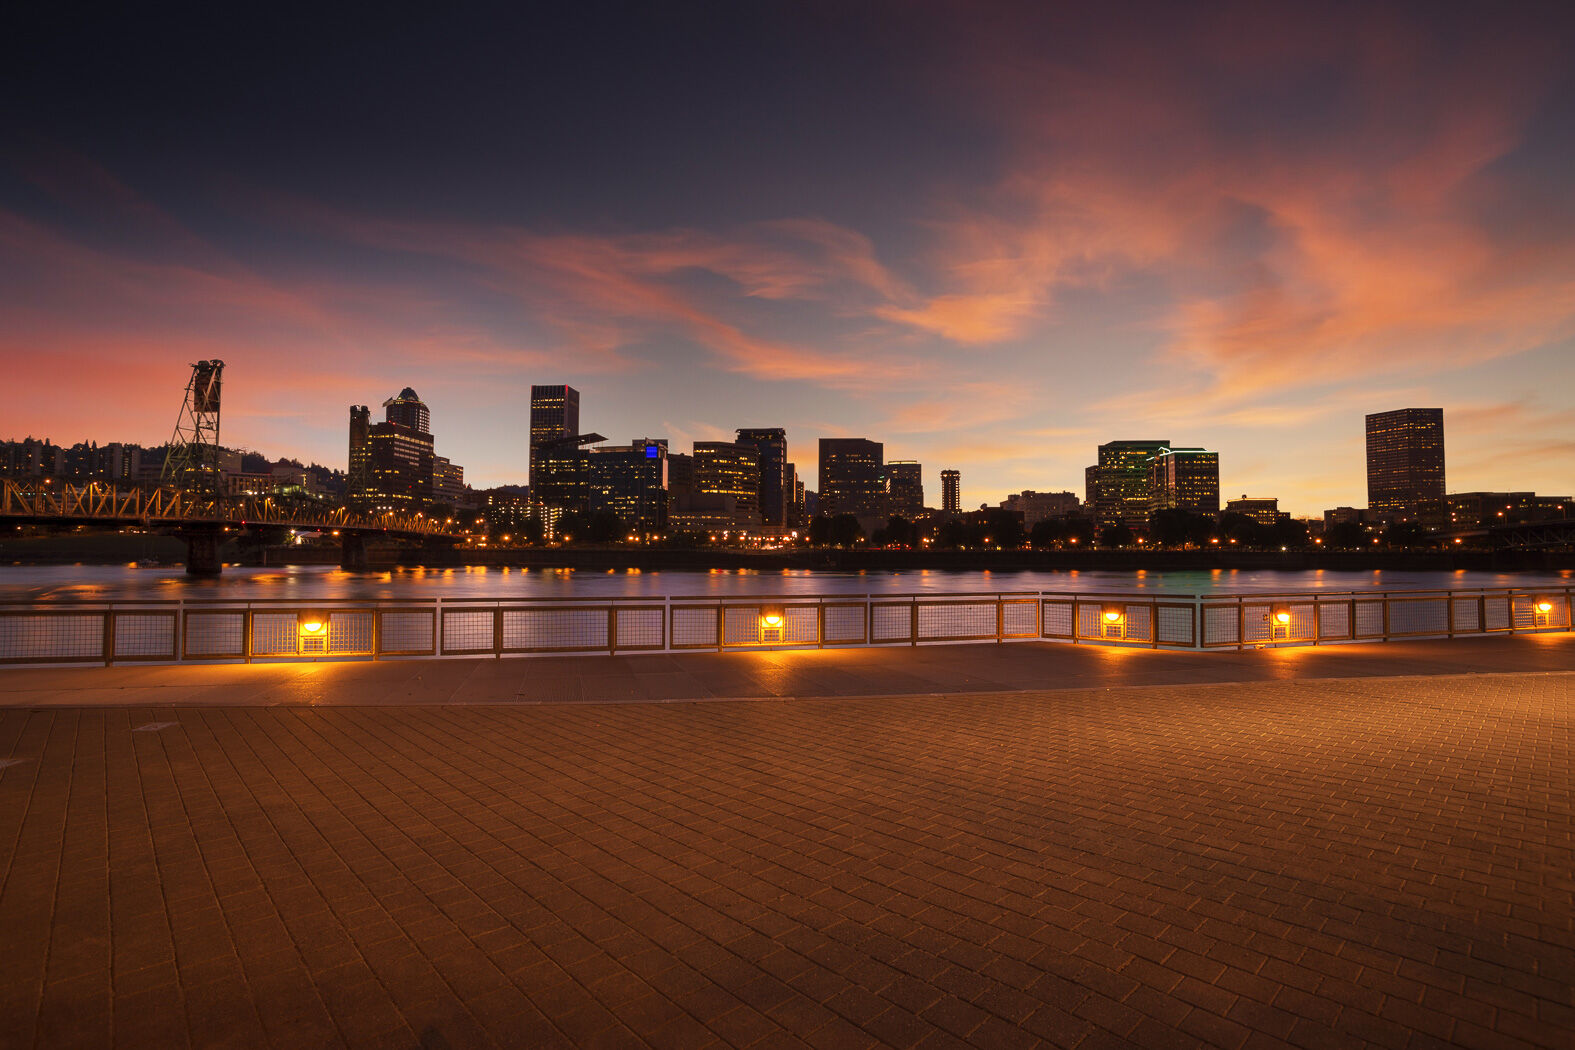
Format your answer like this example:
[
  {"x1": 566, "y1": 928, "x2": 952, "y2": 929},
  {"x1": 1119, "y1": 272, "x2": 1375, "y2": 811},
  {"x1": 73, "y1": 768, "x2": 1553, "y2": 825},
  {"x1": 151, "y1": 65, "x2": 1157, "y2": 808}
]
[{"x1": 3, "y1": 2, "x2": 1573, "y2": 515}]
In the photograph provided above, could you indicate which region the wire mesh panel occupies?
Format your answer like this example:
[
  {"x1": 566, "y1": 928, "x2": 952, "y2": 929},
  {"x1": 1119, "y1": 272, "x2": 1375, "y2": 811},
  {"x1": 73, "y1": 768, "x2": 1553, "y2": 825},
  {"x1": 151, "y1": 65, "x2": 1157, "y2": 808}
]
[
  {"x1": 1353, "y1": 600, "x2": 1385, "y2": 639},
  {"x1": 184, "y1": 611, "x2": 245, "y2": 658},
  {"x1": 614, "y1": 606, "x2": 665, "y2": 650},
  {"x1": 1484, "y1": 595, "x2": 1511, "y2": 631},
  {"x1": 723, "y1": 606, "x2": 766, "y2": 646},
  {"x1": 1387, "y1": 597, "x2": 1449, "y2": 637},
  {"x1": 1002, "y1": 599, "x2": 1038, "y2": 638},
  {"x1": 251, "y1": 612, "x2": 299, "y2": 656},
  {"x1": 871, "y1": 603, "x2": 914, "y2": 643},
  {"x1": 672, "y1": 605, "x2": 720, "y2": 648},
  {"x1": 111, "y1": 612, "x2": 177, "y2": 660},
  {"x1": 783, "y1": 605, "x2": 819, "y2": 644},
  {"x1": 379, "y1": 610, "x2": 435, "y2": 655},
  {"x1": 328, "y1": 612, "x2": 374, "y2": 654},
  {"x1": 1241, "y1": 604, "x2": 1272, "y2": 644},
  {"x1": 1317, "y1": 602, "x2": 1352, "y2": 640},
  {"x1": 441, "y1": 609, "x2": 496, "y2": 654},
  {"x1": 502, "y1": 607, "x2": 609, "y2": 652},
  {"x1": 823, "y1": 603, "x2": 866, "y2": 644},
  {"x1": 1122, "y1": 604, "x2": 1153, "y2": 643},
  {"x1": 1529, "y1": 596, "x2": 1570, "y2": 629},
  {"x1": 1450, "y1": 598, "x2": 1481, "y2": 633},
  {"x1": 917, "y1": 601, "x2": 996, "y2": 641},
  {"x1": 0, "y1": 612, "x2": 104, "y2": 663},
  {"x1": 1156, "y1": 604, "x2": 1195, "y2": 646},
  {"x1": 1041, "y1": 600, "x2": 1074, "y2": 639},
  {"x1": 1201, "y1": 604, "x2": 1240, "y2": 647}
]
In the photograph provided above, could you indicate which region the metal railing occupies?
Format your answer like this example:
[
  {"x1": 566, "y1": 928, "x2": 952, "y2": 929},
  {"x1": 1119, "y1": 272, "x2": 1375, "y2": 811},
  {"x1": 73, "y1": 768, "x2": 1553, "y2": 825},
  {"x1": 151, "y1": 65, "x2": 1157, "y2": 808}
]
[{"x1": 0, "y1": 586, "x2": 1569, "y2": 667}]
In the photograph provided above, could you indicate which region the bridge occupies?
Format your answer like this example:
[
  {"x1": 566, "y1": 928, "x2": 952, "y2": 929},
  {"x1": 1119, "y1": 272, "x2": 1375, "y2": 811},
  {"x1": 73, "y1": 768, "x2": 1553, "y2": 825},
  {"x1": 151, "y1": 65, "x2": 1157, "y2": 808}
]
[
  {"x1": 1, "y1": 479, "x2": 462, "y2": 575},
  {"x1": 1445, "y1": 518, "x2": 1575, "y2": 550}
]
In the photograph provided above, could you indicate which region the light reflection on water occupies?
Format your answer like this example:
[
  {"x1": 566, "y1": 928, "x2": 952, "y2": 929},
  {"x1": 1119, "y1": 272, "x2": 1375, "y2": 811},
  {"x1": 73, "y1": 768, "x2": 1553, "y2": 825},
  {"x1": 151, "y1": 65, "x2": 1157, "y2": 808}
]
[{"x1": 1, "y1": 563, "x2": 1569, "y2": 602}]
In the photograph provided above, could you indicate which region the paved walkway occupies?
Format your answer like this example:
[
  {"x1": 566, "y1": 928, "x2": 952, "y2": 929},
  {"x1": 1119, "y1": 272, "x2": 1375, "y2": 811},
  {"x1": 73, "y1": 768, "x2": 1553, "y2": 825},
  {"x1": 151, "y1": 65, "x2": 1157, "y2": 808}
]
[
  {"x1": 2, "y1": 652, "x2": 1572, "y2": 1047},
  {"x1": 2, "y1": 632, "x2": 1573, "y2": 708}
]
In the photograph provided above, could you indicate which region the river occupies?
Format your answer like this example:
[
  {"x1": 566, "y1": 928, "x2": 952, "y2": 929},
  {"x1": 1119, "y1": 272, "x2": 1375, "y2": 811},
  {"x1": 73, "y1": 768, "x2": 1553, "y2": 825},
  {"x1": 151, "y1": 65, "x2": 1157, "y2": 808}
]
[{"x1": 2, "y1": 564, "x2": 1570, "y2": 601}]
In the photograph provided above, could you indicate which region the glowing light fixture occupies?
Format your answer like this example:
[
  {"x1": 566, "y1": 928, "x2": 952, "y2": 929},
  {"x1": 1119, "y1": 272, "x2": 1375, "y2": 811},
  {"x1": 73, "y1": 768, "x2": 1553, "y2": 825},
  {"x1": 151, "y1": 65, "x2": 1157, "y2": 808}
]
[
  {"x1": 1536, "y1": 600, "x2": 1554, "y2": 614},
  {"x1": 1102, "y1": 605, "x2": 1124, "y2": 624},
  {"x1": 298, "y1": 614, "x2": 326, "y2": 636},
  {"x1": 1273, "y1": 606, "x2": 1292, "y2": 625},
  {"x1": 760, "y1": 605, "x2": 785, "y2": 629}
]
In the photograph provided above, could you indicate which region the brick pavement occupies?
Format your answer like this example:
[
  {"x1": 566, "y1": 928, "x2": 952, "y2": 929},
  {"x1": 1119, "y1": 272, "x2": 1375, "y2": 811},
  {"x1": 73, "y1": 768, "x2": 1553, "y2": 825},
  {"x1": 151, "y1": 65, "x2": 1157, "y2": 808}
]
[{"x1": 1, "y1": 672, "x2": 1572, "y2": 1048}]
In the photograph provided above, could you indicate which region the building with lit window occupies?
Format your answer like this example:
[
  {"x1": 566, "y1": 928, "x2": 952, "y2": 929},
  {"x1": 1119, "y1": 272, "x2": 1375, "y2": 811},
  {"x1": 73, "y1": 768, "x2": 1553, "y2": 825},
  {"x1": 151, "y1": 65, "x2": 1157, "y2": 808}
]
[
  {"x1": 819, "y1": 439, "x2": 885, "y2": 519},
  {"x1": 1366, "y1": 408, "x2": 1444, "y2": 519},
  {"x1": 530, "y1": 385, "x2": 580, "y2": 488},
  {"x1": 940, "y1": 470, "x2": 960, "y2": 514},
  {"x1": 347, "y1": 406, "x2": 371, "y2": 498},
  {"x1": 588, "y1": 441, "x2": 668, "y2": 532},
  {"x1": 1224, "y1": 495, "x2": 1282, "y2": 527},
  {"x1": 383, "y1": 387, "x2": 430, "y2": 433},
  {"x1": 885, "y1": 461, "x2": 924, "y2": 517},
  {"x1": 1090, "y1": 440, "x2": 1170, "y2": 525},
  {"x1": 433, "y1": 456, "x2": 465, "y2": 507},
  {"x1": 735, "y1": 428, "x2": 788, "y2": 527},
  {"x1": 364, "y1": 424, "x2": 434, "y2": 509},
  {"x1": 694, "y1": 442, "x2": 761, "y2": 523},
  {"x1": 1146, "y1": 447, "x2": 1220, "y2": 518}
]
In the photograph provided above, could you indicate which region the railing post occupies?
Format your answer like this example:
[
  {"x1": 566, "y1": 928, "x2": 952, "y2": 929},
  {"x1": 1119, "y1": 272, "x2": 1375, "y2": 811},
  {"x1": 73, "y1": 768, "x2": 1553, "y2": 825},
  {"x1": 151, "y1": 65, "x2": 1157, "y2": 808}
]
[
  {"x1": 493, "y1": 604, "x2": 503, "y2": 657},
  {"x1": 817, "y1": 601, "x2": 825, "y2": 649},
  {"x1": 608, "y1": 607, "x2": 617, "y2": 655},
  {"x1": 996, "y1": 597, "x2": 1004, "y2": 643},
  {"x1": 911, "y1": 599, "x2": 919, "y2": 646},
  {"x1": 1150, "y1": 601, "x2": 1158, "y2": 649},
  {"x1": 103, "y1": 609, "x2": 114, "y2": 667}
]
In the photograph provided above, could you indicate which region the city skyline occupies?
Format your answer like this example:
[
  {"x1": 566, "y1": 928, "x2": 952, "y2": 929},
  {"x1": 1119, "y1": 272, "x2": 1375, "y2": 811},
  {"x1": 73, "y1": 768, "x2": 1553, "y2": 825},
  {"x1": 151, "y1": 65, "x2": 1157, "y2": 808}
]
[{"x1": 4, "y1": 3, "x2": 1574, "y2": 515}]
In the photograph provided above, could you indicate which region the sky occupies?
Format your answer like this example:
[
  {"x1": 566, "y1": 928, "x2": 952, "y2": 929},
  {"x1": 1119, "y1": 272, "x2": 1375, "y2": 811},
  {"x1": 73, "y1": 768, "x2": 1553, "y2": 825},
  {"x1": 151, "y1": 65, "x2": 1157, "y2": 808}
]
[{"x1": 3, "y1": 1, "x2": 1573, "y2": 516}]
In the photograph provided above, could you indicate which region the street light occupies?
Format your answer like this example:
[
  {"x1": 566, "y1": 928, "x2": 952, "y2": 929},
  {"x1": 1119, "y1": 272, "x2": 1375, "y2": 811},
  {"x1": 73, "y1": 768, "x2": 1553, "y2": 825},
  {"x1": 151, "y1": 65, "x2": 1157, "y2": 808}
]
[{"x1": 298, "y1": 613, "x2": 327, "y2": 636}]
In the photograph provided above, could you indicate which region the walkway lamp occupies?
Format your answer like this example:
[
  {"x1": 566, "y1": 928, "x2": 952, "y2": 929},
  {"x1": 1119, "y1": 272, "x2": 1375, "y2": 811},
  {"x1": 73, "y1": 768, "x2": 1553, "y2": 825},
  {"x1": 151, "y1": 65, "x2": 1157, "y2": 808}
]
[
  {"x1": 760, "y1": 605, "x2": 785, "y2": 643},
  {"x1": 1534, "y1": 599, "x2": 1555, "y2": 627},
  {"x1": 298, "y1": 614, "x2": 327, "y2": 637}
]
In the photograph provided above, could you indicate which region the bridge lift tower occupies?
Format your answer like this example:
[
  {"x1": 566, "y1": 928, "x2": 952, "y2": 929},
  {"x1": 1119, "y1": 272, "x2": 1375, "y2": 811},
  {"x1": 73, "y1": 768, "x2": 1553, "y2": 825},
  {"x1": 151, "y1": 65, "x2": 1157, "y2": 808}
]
[
  {"x1": 161, "y1": 359, "x2": 226, "y2": 500},
  {"x1": 161, "y1": 360, "x2": 227, "y2": 575}
]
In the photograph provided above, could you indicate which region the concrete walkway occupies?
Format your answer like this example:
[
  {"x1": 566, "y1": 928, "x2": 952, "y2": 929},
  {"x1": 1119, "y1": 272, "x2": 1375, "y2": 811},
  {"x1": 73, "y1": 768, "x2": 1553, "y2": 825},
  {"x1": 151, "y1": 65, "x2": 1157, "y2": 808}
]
[
  {"x1": 1, "y1": 638, "x2": 1572, "y2": 1048},
  {"x1": 2, "y1": 632, "x2": 1573, "y2": 708}
]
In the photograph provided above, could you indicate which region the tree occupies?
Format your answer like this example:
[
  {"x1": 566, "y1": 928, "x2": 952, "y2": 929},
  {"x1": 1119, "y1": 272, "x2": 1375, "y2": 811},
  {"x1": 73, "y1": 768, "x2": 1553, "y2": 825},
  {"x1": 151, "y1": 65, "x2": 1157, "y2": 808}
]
[
  {"x1": 827, "y1": 514, "x2": 865, "y2": 547},
  {"x1": 1099, "y1": 523, "x2": 1134, "y2": 548},
  {"x1": 554, "y1": 510, "x2": 590, "y2": 543},
  {"x1": 1326, "y1": 521, "x2": 1366, "y2": 548},
  {"x1": 1383, "y1": 521, "x2": 1431, "y2": 549},
  {"x1": 980, "y1": 509, "x2": 1025, "y2": 549},
  {"x1": 1150, "y1": 508, "x2": 1214, "y2": 548},
  {"x1": 1270, "y1": 517, "x2": 1309, "y2": 549},
  {"x1": 520, "y1": 515, "x2": 546, "y2": 545},
  {"x1": 586, "y1": 509, "x2": 624, "y2": 543},
  {"x1": 873, "y1": 515, "x2": 917, "y2": 548}
]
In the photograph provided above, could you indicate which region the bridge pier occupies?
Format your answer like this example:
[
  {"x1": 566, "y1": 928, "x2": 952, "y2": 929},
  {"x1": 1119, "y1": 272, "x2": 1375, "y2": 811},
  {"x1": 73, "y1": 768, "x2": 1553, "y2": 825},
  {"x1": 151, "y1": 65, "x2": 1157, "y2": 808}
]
[
  {"x1": 180, "y1": 529, "x2": 224, "y2": 577},
  {"x1": 341, "y1": 533, "x2": 368, "y2": 572}
]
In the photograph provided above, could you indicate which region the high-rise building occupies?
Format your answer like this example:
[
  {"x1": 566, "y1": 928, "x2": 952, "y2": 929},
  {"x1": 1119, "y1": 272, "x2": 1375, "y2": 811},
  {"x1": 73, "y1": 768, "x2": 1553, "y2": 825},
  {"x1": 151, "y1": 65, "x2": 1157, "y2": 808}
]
[
  {"x1": 589, "y1": 441, "x2": 668, "y2": 531},
  {"x1": 530, "y1": 385, "x2": 580, "y2": 488},
  {"x1": 533, "y1": 444, "x2": 590, "y2": 512},
  {"x1": 347, "y1": 406, "x2": 371, "y2": 500},
  {"x1": 941, "y1": 470, "x2": 960, "y2": 514},
  {"x1": 694, "y1": 442, "x2": 761, "y2": 520},
  {"x1": 1366, "y1": 408, "x2": 1444, "y2": 518},
  {"x1": 1092, "y1": 440, "x2": 1171, "y2": 525},
  {"x1": 383, "y1": 387, "x2": 430, "y2": 433},
  {"x1": 365, "y1": 423, "x2": 434, "y2": 509},
  {"x1": 735, "y1": 428, "x2": 788, "y2": 527},
  {"x1": 819, "y1": 439, "x2": 885, "y2": 518},
  {"x1": 885, "y1": 461, "x2": 924, "y2": 517},
  {"x1": 1146, "y1": 447, "x2": 1220, "y2": 517},
  {"x1": 433, "y1": 456, "x2": 465, "y2": 506}
]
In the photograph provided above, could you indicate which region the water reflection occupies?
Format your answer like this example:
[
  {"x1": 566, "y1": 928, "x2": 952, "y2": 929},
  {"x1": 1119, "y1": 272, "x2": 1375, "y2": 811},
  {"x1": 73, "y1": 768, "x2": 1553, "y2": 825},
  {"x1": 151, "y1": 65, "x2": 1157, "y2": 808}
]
[{"x1": 1, "y1": 562, "x2": 1569, "y2": 602}]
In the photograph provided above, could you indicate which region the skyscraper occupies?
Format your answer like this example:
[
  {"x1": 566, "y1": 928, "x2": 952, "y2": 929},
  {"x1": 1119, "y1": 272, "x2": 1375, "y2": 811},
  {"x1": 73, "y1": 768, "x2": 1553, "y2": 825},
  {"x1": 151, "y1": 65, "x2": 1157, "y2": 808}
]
[
  {"x1": 1366, "y1": 408, "x2": 1444, "y2": 518},
  {"x1": 1092, "y1": 440, "x2": 1171, "y2": 525},
  {"x1": 529, "y1": 385, "x2": 580, "y2": 488},
  {"x1": 588, "y1": 440, "x2": 668, "y2": 531},
  {"x1": 1147, "y1": 448, "x2": 1220, "y2": 517},
  {"x1": 885, "y1": 461, "x2": 924, "y2": 517},
  {"x1": 819, "y1": 439, "x2": 885, "y2": 518},
  {"x1": 382, "y1": 387, "x2": 430, "y2": 433},
  {"x1": 941, "y1": 469, "x2": 960, "y2": 514},
  {"x1": 347, "y1": 405, "x2": 371, "y2": 500},
  {"x1": 735, "y1": 427, "x2": 788, "y2": 526}
]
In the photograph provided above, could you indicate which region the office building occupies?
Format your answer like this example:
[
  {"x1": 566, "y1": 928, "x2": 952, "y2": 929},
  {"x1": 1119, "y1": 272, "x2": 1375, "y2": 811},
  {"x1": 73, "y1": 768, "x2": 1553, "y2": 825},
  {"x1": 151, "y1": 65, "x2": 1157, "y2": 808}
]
[
  {"x1": 364, "y1": 422, "x2": 434, "y2": 509},
  {"x1": 532, "y1": 444, "x2": 590, "y2": 513},
  {"x1": 1366, "y1": 408, "x2": 1444, "y2": 518},
  {"x1": 347, "y1": 407, "x2": 371, "y2": 499},
  {"x1": 885, "y1": 461, "x2": 924, "y2": 517},
  {"x1": 433, "y1": 456, "x2": 466, "y2": 506},
  {"x1": 1091, "y1": 440, "x2": 1171, "y2": 525},
  {"x1": 530, "y1": 385, "x2": 580, "y2": 488},
  {"x1": 383, "y1": 387, "x2": 430, "y2": 434},
  {"x1": 819, "y1": 439, "x2": 885, "y2": 518},
  {"x1": 736, "y1": 428, "x2": 788, "y2": 527},
  {"x1": 1001, "y1": 490, "x2": 1081, "y2": 527},
  {"x1": 589, "y1": 440, "x2": 668, "y2": 531},
  {"x1": 1147, "y1": 447, "x2": 1220, "y2": 517},
  {"x1": 1224, "y1": 495, "x2": 1282, "y2": 527},
  {"x1": 940, "y1": 470, "x2": 960, "y2": 514},
  {"x1": 694, "y1": 442, "x2": 761, "y2": 522}
]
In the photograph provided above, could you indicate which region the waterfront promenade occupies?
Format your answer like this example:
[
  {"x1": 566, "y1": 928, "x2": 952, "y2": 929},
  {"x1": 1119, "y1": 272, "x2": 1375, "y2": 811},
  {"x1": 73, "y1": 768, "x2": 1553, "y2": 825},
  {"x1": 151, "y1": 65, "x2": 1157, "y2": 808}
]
[{"x1": 1, "y1": 636, "x2": 1572, "y2": 1048}]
